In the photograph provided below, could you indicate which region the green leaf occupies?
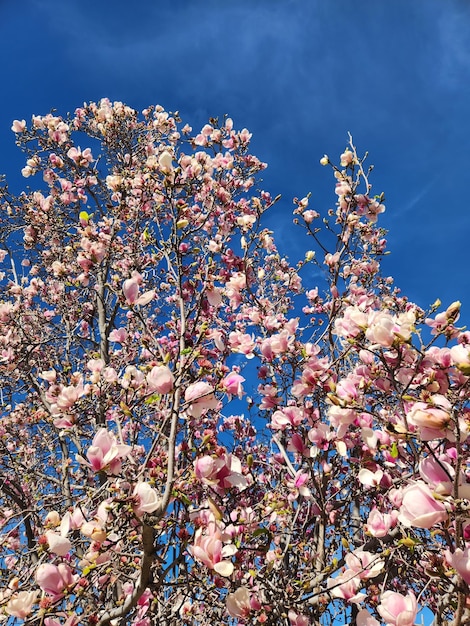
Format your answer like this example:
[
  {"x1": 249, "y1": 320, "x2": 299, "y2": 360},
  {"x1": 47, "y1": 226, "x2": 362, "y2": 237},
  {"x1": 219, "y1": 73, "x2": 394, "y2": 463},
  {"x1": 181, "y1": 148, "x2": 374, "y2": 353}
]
[{"x1": 144, "y1": 394, "x2": 161, "y2": 404}]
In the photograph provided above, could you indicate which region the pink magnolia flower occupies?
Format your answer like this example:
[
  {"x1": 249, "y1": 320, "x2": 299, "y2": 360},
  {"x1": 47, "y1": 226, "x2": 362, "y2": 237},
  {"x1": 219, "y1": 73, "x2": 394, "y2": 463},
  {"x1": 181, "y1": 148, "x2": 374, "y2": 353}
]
[
  {"x1": 419, "y1": 455, "x2": 454, "y2": 495},
  {"x1": 328, "y1": 405, "x2": 357, "y2": 438},
  {"x1": 79, "y1": 499, "x2": 110, "y2": 544},
  {"x1": 146, "y1": 365, "x2": 174, "y2": 394},
  {"x1": 377, "y1": 590, "x2": 417, "y2": 626},
  {"x1": 102, "y1": 366, "x2": 118, "y2": 383},
  {"x1": 194, "y1": 453, "x2": 247, "y2": 494},
  {"x1": 121, "y1": 365, "x2": 145, "y2": 390},
  {"x1": 406, "y1": 400, "x2": 451, "y2": 440},
  {"x1": 228, "y1": 331, "x2": 255, "y2": 358},
  {"x1": 123, "y1": 277, "x2": 139, "y2": 304},
  {"x1": 308, "y1": 423, "x2": 333, "y2": 452},
  {"x1": 366, "y1": 508, "x2": 394, "y2": 538},
  {"x1": 11, "y1": 119, "x2": 26, "y2": 133},
  {"x1": 35, "y1": 563, "x2": 75, "y2": 599},
  {"x1": 288, "y1": 432, "x2": 311, "y2": 456},
  {"x1": 226, "y1": 586, "x2": 251, "y2": 618},
  {"x1": 55, "y1": 381, "x2": 87, "y2": 411},
  {"x1": 271, "y1": 406, "x2": 304, "y2": 430},
  {"x1": 45, "y1": 530, "x2": 72, "y2": 556},
  {"x1": 109, "y1": 327, "x2": 128, "y2": 343},
  {"x1": 388, "y1": 488, "x2": 403, "y2": 508},
  {"x1": 398, "y1": 481, "x2": 448, "y2": 529},
  {"x1": 445, "y1": 546, "x2": 470, "y2": 584},
  {"x1": 221, "y1": 372, "x2": 245, "y2": 398},
  {"x1": 365, "y1": 311, "x2": 396, "y2": 347},
  {"x1": 450, "y1": 343, "x2": 470, "y2": 372},
  {"x1": 133, "y1": 482, "x2": 161, "y2": 517},
  {"x1": 340, "y1": 148, "x2": 354, "y2": 166},
  {"x1": 206, "y1": 287, "x2": 223, "y2": 307},
  {"x1": 395, "y1": 311, "x2": 416, "y2": 342},
  {"x1": 80, "y1": 520, "x2": 107, "y2": 543},
  {"x1": 158, "y1": 150, "x2": 173, "y2": 172},
  {"x1": 327, "y1": 571, "x2": 364, "y2": 603},
  {"x1": 260, "y1": 331, "x2": 291, "y2": 360},
  {"x1": 259, "y1": 384, "x2": 282, "y2": 410},
  {"x1": 191, "y1": 523, "x2": 236, "y2": 577},
  {"x1": 106, "y1": 174, "x2": 123, "y2": 191},
  {"x1": 52, "y1": 416, "x2": 75, "y2": 429},
  {"x1": 67, "y1": 508, "x2": 86, "y2": 530},
  {"x1": 367, "y1": 310, "x2": 414, "y2": 347},
  {"x1": 5, "y1": 591, "x2": 38, "y2": 618},
  {"x1": 324, "y1": 252, "x2": 340, "y2": 268},
  {"x1": 40, "y1": 369, "x2": 57, "y2": 382},
  {"x1": 80, "y1": 236, "x2": 106, "y2": 263},
  {"x1": 122, "y1": 277, "x2": 155, "y2": 306},
  {"x1": 336, "y1": 378, "x2": 359, "y2": 402},
  {"x1": 334, "y1": 306, "x2": 368, "y2": 339},
  {"x1": 345, "y1": 550, "x2": 384, "y2": 579},
  {"x1": 87, "y1": 358, "x2": 105, "y2": 383},
  {"x1": 44, "y1": 510, "x2": 61, "y2": 526},
  {"x1": 225, "y1": 272, "x2": 246, "y2": 309},
  {"x1": 425, "y1": 301, "x2": 461, "y2": 334},
  {"x1": 208, "y1": 329, "x2": 225, "y2": 351},
  {"x1": 287, "y1": 471, "x2": 312, "y2": 500},
  {"x1": 67, "y1": 146, "x2": 93, "y2": 167},
  {"x1": 184, "y1": 382, "x2": 218, "y2": 417},
  {"x1": 79, "y1": 428, "x2": 132, "y2": 474},
  {"x1": 358, "y1": 468, "x2": 383, "y2": 488}
]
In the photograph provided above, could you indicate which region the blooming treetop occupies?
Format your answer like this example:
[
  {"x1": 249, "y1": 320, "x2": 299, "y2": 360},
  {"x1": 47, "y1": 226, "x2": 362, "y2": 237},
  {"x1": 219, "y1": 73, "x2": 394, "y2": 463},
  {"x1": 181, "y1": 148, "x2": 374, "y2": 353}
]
[{"x1": 0, "y1": 100, "x2": 468, "y2": 625}]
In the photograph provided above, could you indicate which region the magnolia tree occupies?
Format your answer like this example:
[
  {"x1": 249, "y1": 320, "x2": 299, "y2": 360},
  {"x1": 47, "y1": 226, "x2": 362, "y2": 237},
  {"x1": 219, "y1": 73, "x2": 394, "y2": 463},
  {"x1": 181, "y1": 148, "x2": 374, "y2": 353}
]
[{"x1": 0, "y1": 100, "x2": 469, "y2": 626}]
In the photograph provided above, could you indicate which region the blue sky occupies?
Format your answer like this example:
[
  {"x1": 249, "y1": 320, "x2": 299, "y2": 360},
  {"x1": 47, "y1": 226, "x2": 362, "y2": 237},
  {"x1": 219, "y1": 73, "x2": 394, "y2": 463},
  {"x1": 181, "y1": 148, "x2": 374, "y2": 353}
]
[{"x1": 1, "y1": 0, "x2": 470, "y2": 322}]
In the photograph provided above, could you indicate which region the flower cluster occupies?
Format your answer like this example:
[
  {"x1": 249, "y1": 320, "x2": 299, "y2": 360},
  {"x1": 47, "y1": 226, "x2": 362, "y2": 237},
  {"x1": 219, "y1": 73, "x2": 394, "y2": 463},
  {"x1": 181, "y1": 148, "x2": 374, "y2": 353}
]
[{"x1": 0, "y1": 105, "x2": 469, "y2": 625}]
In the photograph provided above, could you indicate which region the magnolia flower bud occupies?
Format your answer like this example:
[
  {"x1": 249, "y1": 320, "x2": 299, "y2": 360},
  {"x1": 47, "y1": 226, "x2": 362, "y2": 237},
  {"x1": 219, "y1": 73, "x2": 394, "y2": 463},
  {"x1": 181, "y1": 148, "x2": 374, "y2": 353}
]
[{"x1": 445, "y1": 300, "x2": 461, "y2": 322}]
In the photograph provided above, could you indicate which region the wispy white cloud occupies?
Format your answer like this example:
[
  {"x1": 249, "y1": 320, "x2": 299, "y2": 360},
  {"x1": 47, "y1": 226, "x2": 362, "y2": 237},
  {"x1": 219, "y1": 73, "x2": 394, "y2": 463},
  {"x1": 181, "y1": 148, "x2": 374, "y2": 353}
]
[{"x1": 394, "y1": 177, "x2": 440, "y2": 218}]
